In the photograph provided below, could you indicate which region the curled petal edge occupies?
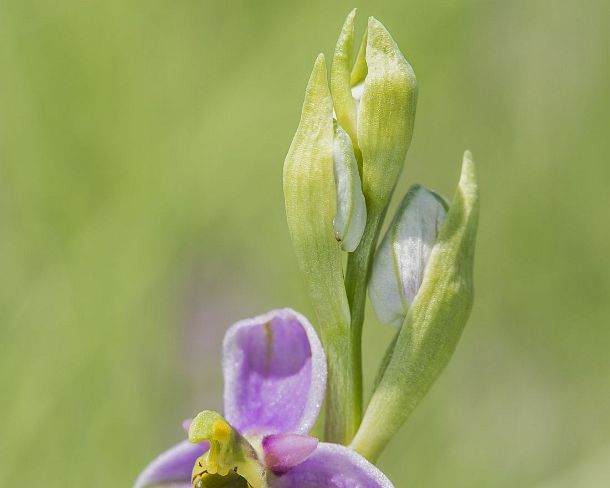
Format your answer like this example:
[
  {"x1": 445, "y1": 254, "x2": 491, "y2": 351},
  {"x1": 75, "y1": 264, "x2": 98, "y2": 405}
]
[
  {"x1": 133, "y1": 440, "x2": 209, "y2": 488},
  {"x1": 270, "y1": 442, "x2": 394, "y2": 487}
]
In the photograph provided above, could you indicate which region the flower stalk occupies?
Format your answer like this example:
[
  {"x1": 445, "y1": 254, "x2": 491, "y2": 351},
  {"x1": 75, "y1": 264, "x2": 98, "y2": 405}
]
[
  {"x1": 334, "y1": 12, "x2": 419, "y2": 439},
  {"x1": 343, "y1": 206, "x2": 385, "y2": 425}
]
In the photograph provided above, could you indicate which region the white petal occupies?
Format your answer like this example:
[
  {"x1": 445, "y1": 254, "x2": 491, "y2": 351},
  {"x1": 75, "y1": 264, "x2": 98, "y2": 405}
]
[
  {"x1": 332, "y1": 124, "x2": 367, "y2": 252},
  {"x1": 369, "y1": 185, "x2": 448, "y2": 327}
]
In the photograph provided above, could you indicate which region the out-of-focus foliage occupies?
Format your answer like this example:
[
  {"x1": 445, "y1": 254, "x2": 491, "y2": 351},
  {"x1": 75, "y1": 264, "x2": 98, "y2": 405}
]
[{"x1": 0, "y1": 1, "x2": 609, "y2": 486}]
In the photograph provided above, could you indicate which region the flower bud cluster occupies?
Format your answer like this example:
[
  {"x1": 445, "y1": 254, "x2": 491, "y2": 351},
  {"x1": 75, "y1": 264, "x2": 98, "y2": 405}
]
[
  {"x1": 283, "y1": 9, "x2": 479, "y2": 461},
  {"x1": 283, "y1": 10, "x2": 419, "y2": 445}
]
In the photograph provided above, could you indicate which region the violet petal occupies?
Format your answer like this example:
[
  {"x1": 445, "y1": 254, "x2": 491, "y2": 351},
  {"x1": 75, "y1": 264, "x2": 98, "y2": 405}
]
[
  {"x1": 270, "y1": 442, "x2": 394, "y2": 487},
  {"x1": 133, "y1": 440, "x2": 209, "y2": 488},
  {"x1": 263, "y1": 433, "x2": 318, "y2": 474},
  {"x1": 223, "y1": 308, "x2": 326, "y2": 436}
]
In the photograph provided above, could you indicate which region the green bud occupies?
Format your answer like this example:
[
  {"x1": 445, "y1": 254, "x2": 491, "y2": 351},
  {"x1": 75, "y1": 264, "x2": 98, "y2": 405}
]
[
  {"x1": 360, "y1": 17, "x2": 418, "y2": 211},
  {"x1": 333, "y1": 122, "x2": 367, "y2": 252},
  {"x1": 369, "y1": 185, "x2": 448, "y2": 327},
  {"x1": 283, "y1": 54, "x2": 350, "y2": 328},
  {"x1": 332, "y1": 13, "x2": 418, "y2": 214},
  {"x1": 351, "y1": 152, "x2": 479, "y2": 461}
]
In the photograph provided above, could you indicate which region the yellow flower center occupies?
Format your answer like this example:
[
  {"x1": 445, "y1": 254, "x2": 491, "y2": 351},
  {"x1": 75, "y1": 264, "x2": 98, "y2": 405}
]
[{"x1": 188, "y1": 410, "x2": 267, "y2": 488}]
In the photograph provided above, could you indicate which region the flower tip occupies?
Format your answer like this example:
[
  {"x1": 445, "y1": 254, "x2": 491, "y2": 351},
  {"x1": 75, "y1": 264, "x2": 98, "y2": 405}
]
[
  {"x1": 367, "y1": 16, "x2": 385, "y2": 34},
  {"x1": 459, "y1": 150, "x2": 478, "y2": 197},
  {"x1": 365, "y1": 15, "x2": 416, "y2": 80},
  {"x1": 308, "y1": 53, "x2": 328, "y2": 88}
]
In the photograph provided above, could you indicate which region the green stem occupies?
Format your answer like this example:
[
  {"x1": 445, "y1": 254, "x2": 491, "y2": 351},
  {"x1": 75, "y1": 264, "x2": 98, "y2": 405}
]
[
  {"x1": 322, "y1": 325, "x2": 356, "y2": 444},
  {"x1": 342, "y1": 206, "x2": 386, "y2": 438}
]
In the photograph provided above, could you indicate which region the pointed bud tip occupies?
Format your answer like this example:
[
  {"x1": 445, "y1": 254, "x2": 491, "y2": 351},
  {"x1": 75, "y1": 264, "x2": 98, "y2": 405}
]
[
  {"x1": 368, "y1": 16, "x2": 381, "y2": 28},
  {"x1": 459, "y1": 150, "x2": 478, "y2": 197},
  {"x1": 367, "y1": 16, "x2": 396, "y2": 44},
  {"x1": 305, "y1": 53, "x2": 330, "y2": 98}
]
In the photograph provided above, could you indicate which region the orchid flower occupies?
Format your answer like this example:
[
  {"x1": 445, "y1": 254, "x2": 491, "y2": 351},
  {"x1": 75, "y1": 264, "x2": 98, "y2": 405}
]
[
  {"x1": 134, "y1": 9, "x2": 479, "y2": 486},
  {"x1": 134, "y1": 309, "x2": 393, "y2": 488}
]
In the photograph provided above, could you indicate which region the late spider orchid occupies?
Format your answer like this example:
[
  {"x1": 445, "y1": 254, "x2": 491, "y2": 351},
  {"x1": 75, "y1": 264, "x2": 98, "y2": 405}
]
[
  {"x1": 135, "y1": 8, "x2": 479, "y2": 486},
  {"x1": 134, "y1": 309, "x2": 393, "y2": 488}
]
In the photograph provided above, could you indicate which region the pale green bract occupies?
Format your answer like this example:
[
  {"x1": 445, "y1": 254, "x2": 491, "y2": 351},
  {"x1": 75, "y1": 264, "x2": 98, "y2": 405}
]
[
  {"x1": 351, "y1": 152, "x2": 479, "y2": 461},
  {"x1": 283, "y1": 54, "x2": 350, "y2": 330},
  {"x1": 283, "y1": 54, "x2": 358, "y2": 444}
]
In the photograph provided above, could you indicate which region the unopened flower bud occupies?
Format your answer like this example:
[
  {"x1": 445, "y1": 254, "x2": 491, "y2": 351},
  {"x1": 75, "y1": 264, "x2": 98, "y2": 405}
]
[
  {"x1": 331, "y1": 11, "x2": 418, "y2": 214},
  {"x1": 369, "y1": 185, "x2": 448, "y2": 327},
  {"x1": 352, "y1": 151, "x2": 479, "y2": 461},
  {"x1": 283, "y1": 54, "x2": 351, "y2": 328}
]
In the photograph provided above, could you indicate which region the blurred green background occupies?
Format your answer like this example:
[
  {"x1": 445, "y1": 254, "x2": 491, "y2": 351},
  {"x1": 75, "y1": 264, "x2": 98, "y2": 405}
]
[{"x1": 1, "y1": 0, "x2": 609, "y2": 486}]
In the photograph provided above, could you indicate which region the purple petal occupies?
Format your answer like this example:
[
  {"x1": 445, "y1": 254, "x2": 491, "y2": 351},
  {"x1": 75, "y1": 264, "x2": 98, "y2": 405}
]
[
  {"x1": 270, "y1": 443, "x2": 394, "y2": 487},
  {"x1": 263, "y1": 433, "x2": 318, "y2": 474},
  {"x1": 223, "y1": 308, "x2": 326, "y2": 436},
  {"x1": 133, "y1": 440, "x2": 209, "y2": 488}
]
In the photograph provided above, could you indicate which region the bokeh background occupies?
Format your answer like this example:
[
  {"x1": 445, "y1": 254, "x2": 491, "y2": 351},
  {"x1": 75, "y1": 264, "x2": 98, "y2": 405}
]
[{"x1": 1, "y1": 0, "x2": 609, "y2": 486}]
